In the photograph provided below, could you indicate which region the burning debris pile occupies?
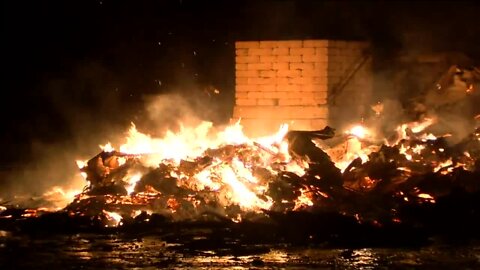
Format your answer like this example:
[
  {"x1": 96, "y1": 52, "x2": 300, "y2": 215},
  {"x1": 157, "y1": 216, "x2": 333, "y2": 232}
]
[{"x1": 1, "y1": 117, "x2": 480, "y2": 245}]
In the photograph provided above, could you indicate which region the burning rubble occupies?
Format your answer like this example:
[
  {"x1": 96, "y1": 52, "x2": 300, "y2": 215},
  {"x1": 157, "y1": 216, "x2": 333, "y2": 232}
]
[{"x1": 1, "y1": 114, "x2": 480, "y2": 245}]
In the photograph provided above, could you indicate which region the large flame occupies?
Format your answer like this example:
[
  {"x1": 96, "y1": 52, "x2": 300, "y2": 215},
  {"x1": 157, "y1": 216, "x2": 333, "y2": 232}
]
[
  {"x1": 83, "y1": 121, "x2": 293, "y2": 213},
  {"x1": 29, "y1": 114, "x2": 478, "y2": 226}
]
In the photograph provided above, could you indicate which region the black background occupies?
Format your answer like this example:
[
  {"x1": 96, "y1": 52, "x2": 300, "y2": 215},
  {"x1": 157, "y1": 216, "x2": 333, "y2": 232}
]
[{"x1": 1, "y1": 0, "x2": 479, "y2": 192}]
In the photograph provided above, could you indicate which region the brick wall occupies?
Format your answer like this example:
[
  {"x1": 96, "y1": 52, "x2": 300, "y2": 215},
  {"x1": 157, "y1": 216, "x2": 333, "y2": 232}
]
[{"x1": 233, "y1": 40, "x2": 372, "y2": 136}]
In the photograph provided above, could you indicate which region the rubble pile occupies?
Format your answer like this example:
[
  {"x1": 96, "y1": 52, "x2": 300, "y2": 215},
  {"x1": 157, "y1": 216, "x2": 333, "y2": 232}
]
[{"x1": 1, "y1": 119, "x2": 479, "y2": 245}]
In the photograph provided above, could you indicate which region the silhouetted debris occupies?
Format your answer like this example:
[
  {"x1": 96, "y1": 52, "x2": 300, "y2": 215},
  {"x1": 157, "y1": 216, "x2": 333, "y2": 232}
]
[{"x1": 1, "y1": 126, "x2": 480, "y2": 248}]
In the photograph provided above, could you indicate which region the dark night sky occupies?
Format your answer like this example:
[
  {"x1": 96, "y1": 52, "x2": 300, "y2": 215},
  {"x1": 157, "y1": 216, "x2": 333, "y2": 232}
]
[{"x1": 1, "y1": 0, "x2": 479, "y2": 185}]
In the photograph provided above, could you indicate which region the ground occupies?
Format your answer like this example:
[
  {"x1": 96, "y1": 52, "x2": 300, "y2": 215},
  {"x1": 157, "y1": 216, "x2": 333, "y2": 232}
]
[{"x1": 1, "y1": 232, "x2": 480, "y2": 269}]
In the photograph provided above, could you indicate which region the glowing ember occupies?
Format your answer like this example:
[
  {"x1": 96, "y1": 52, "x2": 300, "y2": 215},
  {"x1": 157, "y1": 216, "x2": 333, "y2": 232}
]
[
  {"x1": 434, "y1": 158, "x2": 453, "y2": 173},
  {"x1": 417, "y1": 193, "x2": 434, "y2": 200},
  {"x1": 417, "y1": 193, "x2": 436, "y2": 203},
  {"x1": 399, "y1": 144, "x2": 412, "y2": 161},
  {"x1": 231, "y1": 214, "x2": 242, "y2": 223},
  {"x1": 293, "y1": 188, "x2": 314, "y2": 211},
  {"x1": 347, "y1": 125, "x2": 369, "y2": 139},
  {"x1": 102, "y1": 210, "x2": 122, "y2": 227}
]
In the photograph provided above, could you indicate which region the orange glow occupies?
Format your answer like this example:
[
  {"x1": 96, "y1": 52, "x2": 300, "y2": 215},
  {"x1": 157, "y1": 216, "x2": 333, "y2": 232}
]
[
  {"x1": 41, "y1": 186, "x2": 83, "y2": 210},
  {"x1": 102, "y1": 210, "x2": 122, "y2": 227},
  {"x1": 417, "y1": 193, "x2": 436, "y2": 203},
  {"x1": 63, "y1": 114, "x2": 474, "y2": 221},
  {"x1": 79, "y1": 121, "x2": 303, "y2": 212},
  {"x1": 417, "y1": 193, "x2": 434, "y2": 200},
  {"x1": 348, "y1": 125, "x2": 369, "y2": 139},
  {"x1": 219, "y1": 164, "x2": 272, "y2": 210},
  {"x1": 100, "y1": 142, "x2": 115, "y2": 152},
  {"x1": 293, "y1": 188, "x2": 314, "y2": 211},
  {"x1": 124, "y1": 173, "x2": 143, "y2": 195}
]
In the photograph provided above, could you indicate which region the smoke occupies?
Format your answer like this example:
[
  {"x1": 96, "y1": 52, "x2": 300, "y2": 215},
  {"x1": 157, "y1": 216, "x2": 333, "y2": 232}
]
[
  {"x1": 0, "y1": 61, "x2": 134, "y2": 204},
  {"x1": 0, "y1": 74, "x2": 230, "y2": 207},
  {"x1": 138, "y1": 91, "x2": 228, "y2": 137},
  {"x1": 2, "y1": 1, "x2": 478, "y2": 206}
]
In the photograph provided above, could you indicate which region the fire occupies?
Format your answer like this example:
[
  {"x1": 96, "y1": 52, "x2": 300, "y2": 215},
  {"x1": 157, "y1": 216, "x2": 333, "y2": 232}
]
[
  {"x1": 119, "y1": 122, "x2": 216, "y2": 165},
  {"x1": 332, "y1": 124, "x2": 372, "y2": 172},
  {"x1": 115, "y1": 121, "x2": 262, "y2": 167},
  {"x1": 393, "y1": 117, "x2": 437, "y2": 143},
  {"x1": 1, "y1": 110, "x2": 478, "y2": 235},
  {"x1": 284, "y1": 159, "x2": 308, "y2": 176},
  {"x1": 41, "y1": 186, "x2": 83, "y2": 210},
  {"x1": 410, "y1": 117, "x2": 436, "y2": 133},
  {"x1": 348, "y1": 125, "x2": 369, "y2": 139},
  {"x1": 74, "y1": 121, "x2": 296, "y2": 215},
  {"x1": 417, "y1": 193, "x2": 436, "y2": 203},
  {"x1": 433, "y1": 158, "x2": 453, "y2": 173},
  {"x1": 102, "y1": 210, "x2": 122, "y2": 227},
  {"x1": 100, "y1": 142, "x2": 115, "y2": 153},
  {"x1": 467, "y1": 84, "x2": 473, "y2": 93},
  {"x1": 47, "y1": 112, "x2": 477, "y2": 227},
  {"x1": 293, "y1": 188, "x2": 314, "y2": 211},
  {"x1": 76, "y1": 160, "x2": 87, "y2": 169},
  {"x1": 124, "y1": 173, "x2": 143, "y2": 195},
  {"x1": 218, "y1": 164, "x2": 272, "y2": 210},
  {"x1": 411, "y1": 144, "x2": 425, "y2": 154},
  {"x1": 399, "y1": 144, "x2": 412, "y2": 161},
  {"x1": 193, "y1": 170, "x2": 220, "y2": 191},
  {"x1": 417, "y1": 193, "x2": 434, "y2": 200}
]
